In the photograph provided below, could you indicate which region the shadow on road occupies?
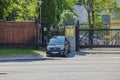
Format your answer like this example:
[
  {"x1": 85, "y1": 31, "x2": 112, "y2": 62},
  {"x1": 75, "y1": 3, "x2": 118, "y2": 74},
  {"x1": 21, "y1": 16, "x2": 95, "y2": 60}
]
[
  {"x1": 75, "y1": 52, "x2": 91, "y2": 56},
  {"x1": 66, "y1": 51, "x2": 90, "y2": 58}
]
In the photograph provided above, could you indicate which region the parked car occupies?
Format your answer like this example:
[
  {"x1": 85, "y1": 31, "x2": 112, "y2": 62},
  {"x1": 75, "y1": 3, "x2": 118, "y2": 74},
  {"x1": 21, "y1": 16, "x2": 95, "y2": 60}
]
[
  {"x1": 79, "y1": 34, "x2": 104, "y2": 45},
  {"x1": 92, "y1": 34, "x2": 105, "y2": 45},
  {"x1": 79, "y1": 35, "x2": 88, "y2": 45},
  {"x1": 46, "y1": 36, "x2": 70, "y2": 57}
]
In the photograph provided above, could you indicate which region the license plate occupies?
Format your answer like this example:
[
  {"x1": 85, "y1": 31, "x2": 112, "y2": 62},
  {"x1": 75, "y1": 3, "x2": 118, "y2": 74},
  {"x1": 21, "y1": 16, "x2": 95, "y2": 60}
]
[{"x1": 52, "y1": 52, "x2": 59, "y2": 54}]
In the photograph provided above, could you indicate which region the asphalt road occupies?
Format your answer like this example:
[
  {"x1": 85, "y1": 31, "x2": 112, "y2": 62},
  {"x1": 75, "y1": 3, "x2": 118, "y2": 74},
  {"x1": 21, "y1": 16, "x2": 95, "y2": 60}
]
[{"x1": 0, "y1": 53, "x2": 120, "y2": 80}]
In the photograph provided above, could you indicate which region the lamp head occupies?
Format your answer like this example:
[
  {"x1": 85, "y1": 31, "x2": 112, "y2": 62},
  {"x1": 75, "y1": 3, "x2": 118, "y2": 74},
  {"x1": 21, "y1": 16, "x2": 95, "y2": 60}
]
[{"x1": 39, "y1": 0, "x2": 43, "y2": 5}]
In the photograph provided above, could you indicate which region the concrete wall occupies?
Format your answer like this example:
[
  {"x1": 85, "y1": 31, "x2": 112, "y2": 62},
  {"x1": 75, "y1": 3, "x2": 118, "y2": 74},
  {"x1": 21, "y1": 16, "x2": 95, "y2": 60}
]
[
  {"x1": 73, "y1": 5, "x2": 88, "y2": 24},
  {"x1": 65, "y1": 25, "x2": 76, "y2": 52}
]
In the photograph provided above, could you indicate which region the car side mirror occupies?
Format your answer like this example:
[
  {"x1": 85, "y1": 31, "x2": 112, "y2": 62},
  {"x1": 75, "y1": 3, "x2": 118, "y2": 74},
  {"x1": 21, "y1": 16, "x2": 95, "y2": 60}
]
[{"x1": 65, "y1": 42, "x2": 68, "y2": 45}]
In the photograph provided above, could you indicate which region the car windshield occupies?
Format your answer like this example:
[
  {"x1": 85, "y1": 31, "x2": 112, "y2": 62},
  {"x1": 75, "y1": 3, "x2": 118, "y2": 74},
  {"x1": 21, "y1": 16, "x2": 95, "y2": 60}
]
[{"x1": 49, "y1": 38, "x2": 64, "y2": 45}]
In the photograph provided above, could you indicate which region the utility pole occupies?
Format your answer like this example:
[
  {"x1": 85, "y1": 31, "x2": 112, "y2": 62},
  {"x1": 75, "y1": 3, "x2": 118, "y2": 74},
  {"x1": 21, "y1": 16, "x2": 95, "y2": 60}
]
[{"x1": 38, "y1": 0, "x2": 43, "y2": 48}]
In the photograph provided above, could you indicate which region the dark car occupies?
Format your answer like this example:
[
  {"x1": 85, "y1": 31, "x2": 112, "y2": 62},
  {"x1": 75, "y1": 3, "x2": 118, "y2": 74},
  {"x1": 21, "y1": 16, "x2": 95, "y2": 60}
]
[{"x1": 46, "y1": 36, "x2": 70, "y2": 57}]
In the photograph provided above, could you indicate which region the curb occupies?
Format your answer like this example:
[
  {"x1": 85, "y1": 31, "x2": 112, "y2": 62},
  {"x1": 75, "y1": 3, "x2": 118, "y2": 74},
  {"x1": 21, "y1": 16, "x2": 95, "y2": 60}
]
[
  {"x1": 0, "y1": 55, "x2": 46, "y2": 62},
  {"x1": 0, "y1": 56, "x2": 60, "y2": 62}
]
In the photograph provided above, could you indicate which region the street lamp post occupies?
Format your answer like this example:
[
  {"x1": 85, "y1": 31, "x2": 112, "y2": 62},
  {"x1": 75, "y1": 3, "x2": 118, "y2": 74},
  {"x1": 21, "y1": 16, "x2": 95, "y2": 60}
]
[{"x1": 38, "y1": 0, "x2": 43, "y2": 48}]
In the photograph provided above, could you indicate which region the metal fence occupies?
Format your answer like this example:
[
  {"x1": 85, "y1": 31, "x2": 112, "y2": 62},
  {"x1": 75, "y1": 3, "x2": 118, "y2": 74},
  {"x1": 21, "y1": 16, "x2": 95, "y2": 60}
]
[{"x1": 78, "y1": 22, "x2": 120, "y2": 52}]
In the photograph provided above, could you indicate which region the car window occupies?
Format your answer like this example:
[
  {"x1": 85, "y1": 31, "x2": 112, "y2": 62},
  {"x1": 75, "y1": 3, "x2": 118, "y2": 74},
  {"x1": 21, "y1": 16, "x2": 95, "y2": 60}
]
[{"x1": 49, "y1": 38, "x2": 64, "y2": 45}]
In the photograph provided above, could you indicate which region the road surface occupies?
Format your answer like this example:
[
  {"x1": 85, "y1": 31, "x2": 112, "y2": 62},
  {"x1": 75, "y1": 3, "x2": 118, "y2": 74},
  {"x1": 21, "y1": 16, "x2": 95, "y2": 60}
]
[{"x1": 0, "y1": 54, "x2": 120, "y2": 80}]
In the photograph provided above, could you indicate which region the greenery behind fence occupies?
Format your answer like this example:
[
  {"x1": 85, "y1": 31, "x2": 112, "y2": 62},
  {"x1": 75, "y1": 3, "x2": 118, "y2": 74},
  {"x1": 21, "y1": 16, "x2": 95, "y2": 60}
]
[{"x1": 0, "y1": 0, "x2": 120, "y2": 28}]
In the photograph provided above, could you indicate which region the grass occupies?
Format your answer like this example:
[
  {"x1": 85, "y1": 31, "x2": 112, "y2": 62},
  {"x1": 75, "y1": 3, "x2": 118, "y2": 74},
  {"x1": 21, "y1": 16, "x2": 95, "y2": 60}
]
[{"x1": 0, "y1": 47, "x2": 45, "y2": 57}]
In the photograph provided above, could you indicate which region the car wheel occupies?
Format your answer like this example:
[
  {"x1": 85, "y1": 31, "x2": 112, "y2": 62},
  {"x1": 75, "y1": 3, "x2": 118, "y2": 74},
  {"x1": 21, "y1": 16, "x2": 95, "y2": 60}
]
[
  {"x1": 68, "y1": 50, "x2": 70, "y2": 53},
  {"x1": 62, "y1": 52, "x2": 67, "y2": 57},
  {"x1": 62, "y1": 54, "x2": 66, "y2": 57}
]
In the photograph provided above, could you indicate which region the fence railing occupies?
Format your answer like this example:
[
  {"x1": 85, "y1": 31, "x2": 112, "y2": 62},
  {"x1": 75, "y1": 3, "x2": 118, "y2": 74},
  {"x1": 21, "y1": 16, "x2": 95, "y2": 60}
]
[{"x1": 79, "y1": 29, "x2": 120, "y2": 48}]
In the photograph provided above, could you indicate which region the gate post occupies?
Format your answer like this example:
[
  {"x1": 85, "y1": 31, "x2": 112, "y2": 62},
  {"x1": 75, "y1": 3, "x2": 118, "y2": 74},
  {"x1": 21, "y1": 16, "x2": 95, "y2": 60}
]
[
  {"x1": 65, "y1": 25, "x2": 76, "y2": 52},
  {"x1": 76, "y1": 20, "x2": 79, "y2": 51}
]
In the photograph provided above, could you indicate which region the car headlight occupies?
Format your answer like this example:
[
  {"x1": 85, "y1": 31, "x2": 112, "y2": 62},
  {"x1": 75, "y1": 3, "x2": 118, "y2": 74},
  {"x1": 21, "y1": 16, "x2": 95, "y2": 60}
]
[
  {"x1": 60, "y1": 46, "x2": 64, "y2": 50},
  {"x1": 46, "y1": 46, "x2": 50, "y2": 50}
]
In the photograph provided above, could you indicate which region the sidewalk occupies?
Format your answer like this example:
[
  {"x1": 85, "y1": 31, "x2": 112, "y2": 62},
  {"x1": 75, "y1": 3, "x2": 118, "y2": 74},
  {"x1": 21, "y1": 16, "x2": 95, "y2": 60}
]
[
  {"x1": 0, "y1": 52, "x2": 120, "y2": 61},
  {"x1": 0, "y1": 54, "x2": 46, "y2": 62}
]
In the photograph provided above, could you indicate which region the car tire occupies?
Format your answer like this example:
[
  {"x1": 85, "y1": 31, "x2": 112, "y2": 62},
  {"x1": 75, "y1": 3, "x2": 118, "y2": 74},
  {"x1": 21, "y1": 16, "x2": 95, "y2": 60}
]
[
  {"x1": 62, "y1": 54, "x2": 66, "y2": 57},
  {"x1": 62, "y1": 51, "x2": 67, "y2": 57},
  {"x1": 68, "y1": 50, "x2": 70, "y2": 53}
]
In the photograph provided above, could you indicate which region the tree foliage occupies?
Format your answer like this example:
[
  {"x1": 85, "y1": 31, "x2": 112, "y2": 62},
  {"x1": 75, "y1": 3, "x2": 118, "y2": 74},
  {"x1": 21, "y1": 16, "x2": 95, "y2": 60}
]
[
  {"x1": 76, "y1": 0, "x2": 120, "y2": 28},
  {"x1": 41, "y1": 0, "x2": 55, "y2": 24},
  {"x1": 1, "y1": 0, "x2": 119, "y2": 27},
  {"x1": 0, "y1": 0, "x2": 38, "y2": 21},
  {"x1": 54, "y1": 0, "x2": 74, "y2": 24},
  {"x1": 0, "y1": 0, "x2": 12, "y2": 20},
  {"x1": 58, "y1": 10, "x2": 76, "y2": 26}
]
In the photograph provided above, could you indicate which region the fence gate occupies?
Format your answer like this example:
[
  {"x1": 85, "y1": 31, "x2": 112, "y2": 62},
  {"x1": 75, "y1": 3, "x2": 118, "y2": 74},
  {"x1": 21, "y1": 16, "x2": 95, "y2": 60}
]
[
  {"x1": 79, "y1": 29, "x2": 120, "y2": 53},
  {"x1": 78, "y1": 28, "x2": 120, "y2": 53}
]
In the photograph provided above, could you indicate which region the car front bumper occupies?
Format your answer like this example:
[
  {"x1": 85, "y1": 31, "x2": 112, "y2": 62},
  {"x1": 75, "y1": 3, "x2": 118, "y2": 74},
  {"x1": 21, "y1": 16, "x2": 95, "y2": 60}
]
[{"x1": 46, "y1": 49, "x2": 64, "y2": 55}]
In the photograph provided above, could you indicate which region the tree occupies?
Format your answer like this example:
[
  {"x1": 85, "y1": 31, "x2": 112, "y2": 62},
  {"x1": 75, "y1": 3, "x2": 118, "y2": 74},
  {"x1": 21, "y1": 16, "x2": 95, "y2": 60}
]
[
  {"x1": 10, "y1": 0, "x2": 38, "y2": 21},
  {"x1": 0, "y1": 0, "x2": 75, "y2": 25},
  {"x1": 54, "y1": 0, "x2": 75, "y2": 25},
  {"x1": 41, "y1": 0, "x2": 55, "y2": 24},
  {"x1": 0, "y1": 0, "x2": 12, "y2": 20},
  {"x1": 111, "y1": 2, "x2": 120, "y2": 20},
  {"x1": 58, "y1": 10, "x2": 76, "y2": 27},
  {"x1": 76, "y1": 0, "x2": 119, "y2": 28},
  {"x1": 0, "y1": 0, "x2": 38, "y2": 21}
]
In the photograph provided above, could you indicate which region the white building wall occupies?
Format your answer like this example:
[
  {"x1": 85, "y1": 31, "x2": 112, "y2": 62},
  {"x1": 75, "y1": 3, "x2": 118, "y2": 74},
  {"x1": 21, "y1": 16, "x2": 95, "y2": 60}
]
[{"x1": 73, "y1": 5, "x2": 88, "y2": 24}]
